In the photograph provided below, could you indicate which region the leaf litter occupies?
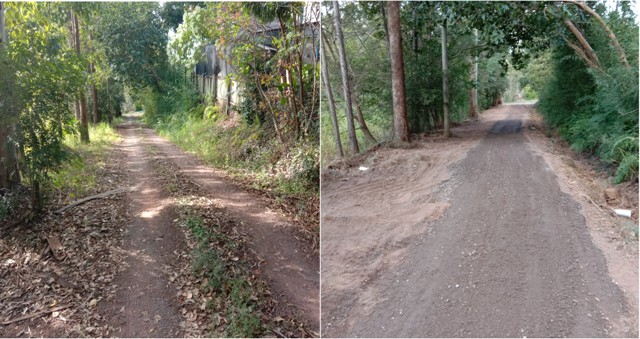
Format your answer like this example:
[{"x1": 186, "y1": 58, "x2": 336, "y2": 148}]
[
  {"x1": 0, "y1": 144, "x2": 130, "y2": 337},
  {"x1": 1, "y1": 132, "x2": 317, "y2": 338},
  {"x1": 146, "y1": 146, "x2": 317, "y2": 337}
]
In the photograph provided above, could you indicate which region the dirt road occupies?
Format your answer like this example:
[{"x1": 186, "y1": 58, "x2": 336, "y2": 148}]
[
  {"x1": 321, "y1": 104, "x2": 637, "y2": 337},
  {"x1": 100, "y1": 115, "x2": 319, "y2": 334},
  {"x1": 99, "y1": 117, "x2": 184, "y2": 337}
]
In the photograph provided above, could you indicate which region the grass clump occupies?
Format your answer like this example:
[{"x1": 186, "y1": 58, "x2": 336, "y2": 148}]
[
  {"x1": 49, "y1": 122, "x2": 121, "y2": 201},
  {"x1": 180, "y1": 208, "x2": 262, "y2": 338},
  {"x1": 0, "y1": 192, "x2": 18, "y2": 223},
  {"x1": 155, "y1": 107, "x2": 319, "y2": 211}
]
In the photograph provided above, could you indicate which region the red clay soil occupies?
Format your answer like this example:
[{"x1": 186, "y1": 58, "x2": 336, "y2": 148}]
[
  {"x1": 0, "y1": 114, "x2": 318, "y2": 337},
  {"x1": 98, "y1": 115, "x2": 318, "y2": 335},
  {"x1": 321, "y1": 104, "x2": 637, "y2": 338},
  {"x1": 97, "y1": 120, "x2": 185, "y2": 337},
  {"x1": 119, "y1": 116, "x2": 319, "y2": 331}
]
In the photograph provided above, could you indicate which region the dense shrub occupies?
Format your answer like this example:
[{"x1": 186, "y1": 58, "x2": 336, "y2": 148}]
[{"x1": 538, "y1": 11, "x2": 638, "y2": 183}]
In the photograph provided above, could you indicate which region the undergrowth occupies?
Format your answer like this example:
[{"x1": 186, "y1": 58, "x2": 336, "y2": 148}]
[
  {"x1": 537, "y1": 12, "x2": 638, "y2": 184},
  {"x1": 180, "y1": 210, "x2": 262, "y2": 337},
  {"x1": 154, "y1": 106, "x2": 319, "y2": 217},
  {"x1": 48, "y1": 122, "x2": 121, "y2": 201},
  {"x1": 145, "y1": 145, "x2": 309, "y2": 337},
  {"x1": 0, "y1": 190, "x2": 18, "y2": 223}
]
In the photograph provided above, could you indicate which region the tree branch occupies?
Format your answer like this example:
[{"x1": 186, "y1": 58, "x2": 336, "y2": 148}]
[
  {"x1": 563, "y1": 19, "x2": 605, "y2": 72},
  {"x1": 563, "y1": 0, "x2": 630, "y2": 70}
]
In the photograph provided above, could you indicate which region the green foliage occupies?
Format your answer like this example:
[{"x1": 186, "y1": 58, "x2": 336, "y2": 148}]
[
  {"x1": 5, "y1": 2, "x2": 85, "y2": 189},
  {"x1": 139, "y1": 65, "x2": 200, "y2": 126},
  {"x1": 49, "y1": 123, "x2": 120, "y2": 200},
  {"x1": 614, "y1": 153, "x2": 638, "y2": 184},
  {"x1": 181, "y1": 212, "x2": 261, "y2": 338},
  {"x1": 157, "y1": 107, "x2": 318, "y2": 198},
  {"x1": 287, "y1": 141, "x2": 319, "y2": 189},
  {"x1": 0, "y1": 48, "x2": 22, "y2": 128},
  {"x1": 225, "y1": 278, "x2": 261, "y2": 337},
  {"x1": 522, "y1": 51, "x2": 552, "y2": 96},
  {"x1": 538, "y1": 9, "x2": 638, "y2": 183},
  {"x1": 0, "y1": 191, "x2": 17, "y2": 223},
  {"x1": 322, "y1": 1, "x2": 392, "y2": 151},
  {"x1": 160, "y1": 2, "x2": 205, "y2": 31},
  {"x1": 321, "y1": 1, "x2": 512, "y2": 164},
  {"x1": 97, "y1": 79, "x2": 126, "y2": 121},
  {"x1": 476, "y1": 53, "x2": 507, "y2": 109},
  {"x1": 94, "y1": 2, "x2": 168, "y2": 90},
  {"x1": 171, "y1": 2, "x2": 319, "y2": 141},
  {"x1": 160, "y1": 1, "x2": 319, "y2": 199}
]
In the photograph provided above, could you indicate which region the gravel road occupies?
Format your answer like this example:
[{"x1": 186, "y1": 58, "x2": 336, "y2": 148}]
[{"x1": 321, "y1": 105, "x2": 630, "y2": 337}]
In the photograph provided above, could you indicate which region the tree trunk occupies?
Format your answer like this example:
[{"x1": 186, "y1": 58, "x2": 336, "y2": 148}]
[
  {"x1": 441, "y1": 22, "x2": 450, "y2": 138},
  {"x1": 468, "y1": 57, "x2": 478, "y2": 118},
  {"x1": 106, "y1": 78, "x2": 113, "y2": 123},
  {"x1": 379, "y1": 2, "x2": 391, "y2": 57},
  {"x1": 88, "y1": 33, "x2": 99, "y2": 124},
  {"x1": 31, "y1": 180, "x2": 42, "y2": 213},
  {"x1": 0, "y1": 3, "x2": 19, "y2": 190},
  {"x1": 324, "y1": 32, "x2": 376, "y2": 144},
  {"x1": 321, "y1": 39, "x2": 344, "y2": 158},
  {"x1": 565, "y1": 0, "x2": 630, "y2": 70},
  {"x1": 469, "y1": 29, "x2": 479, "y2": 118},
  {"x1": 0, "y1": 127, "x2": 20, "y2": 189},
  {"x1": 91, "y1": 82, "x2": 99, "y2": 123},
  {"x1": 74, "y1": 100, "x2": 81, "y2": 120},
  {"x1": 387, "y1": 1, "x2": 410, "y2": 142},
  {"x1": 563, "y1": 19, "x2": 602, "y2": 71},
  {"x1": 352, "y1": 93, "x2": 377, "y2": 144},
  {"x1": 345, "y1": 63, "x2": 377, "y2": 144},
  {"x1": 255, "y1": 75, "x2": 283, "y2": 142},
  {"x1": 79, "y1": 91, "x2": 89, "y2": 143},
  {"x1": 0, "y1": 2, "x2": 6, "y2": 45},
  {"x1": 72, "y1": 11, "x2": 89, "y2": 143},
  {"x1": 332, "y1": 0, "x2": 359, "y2": 154}
]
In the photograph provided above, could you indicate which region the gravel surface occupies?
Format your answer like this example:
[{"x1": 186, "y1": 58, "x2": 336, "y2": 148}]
[{"x1": 321, "y1": 105, "x2": 630, "y2": 337}]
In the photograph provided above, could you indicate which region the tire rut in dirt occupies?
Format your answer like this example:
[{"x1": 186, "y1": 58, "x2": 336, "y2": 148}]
[
  {"x1": 98, "y1": 124, "x2": 185, "y2": 337},
  {"x1": 136, "y1": 127, "x2": 320, "y2": 331},
  {"x1": 337, "y1": 120, "x2": 627, "y2": 338}
]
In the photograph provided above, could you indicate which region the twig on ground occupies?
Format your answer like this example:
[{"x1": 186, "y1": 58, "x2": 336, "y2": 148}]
[
  {"x1": 55, "y1": 186, "x2": 136, "y2": 214},
  {"x1": 1, "y1": 305, "x2": 71, "y2": 326}
]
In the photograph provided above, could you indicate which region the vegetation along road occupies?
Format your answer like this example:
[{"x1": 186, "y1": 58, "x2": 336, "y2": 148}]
[
  {"x1": 321, "y1": 1, "x2": 637, "y2": 337},
  {"x1": 0, "y1": 2, "x2": 319, "y2": 337}
]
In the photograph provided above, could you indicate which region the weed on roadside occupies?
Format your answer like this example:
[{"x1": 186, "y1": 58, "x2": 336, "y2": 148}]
[
  {"x1": 147, "y1": 147, "x2": 313, "y2": 337},
  {"x1": 155, "y1": 111, "x2": 319, "y2": 234},
  {"x1": 182, "y1": 212, "x2": 261, "y2": 337},
  {"x1": 49, "y1": 123, "x2": 121, "y2": 203}
]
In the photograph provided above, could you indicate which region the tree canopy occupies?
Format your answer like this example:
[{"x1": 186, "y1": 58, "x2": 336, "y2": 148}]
[{"x1": 321, "y1": 0, "x2": 637, "y2": 182}]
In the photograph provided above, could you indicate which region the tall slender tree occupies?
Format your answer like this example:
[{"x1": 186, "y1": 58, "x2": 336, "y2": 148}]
[
  {"x1": 88, "y1": 33, "x2": 99, "y2": 124},
  {"x1": 321, "y1": 38, "x2": 343, "y2": 158},
  {"x1": 0, "y1": 1, "x2": 20, "y2": 189},
  {"x1": 386, "y1": 1, "x2": 410, "y2": 142},
  {"x1": 71, "y1": 10, "x2": 90, "y2": 143},
  {"x1": 468, "y1": 29, "x2": 479, "y2": 118},
  {"x1": 346, "y1": 63, "x2": 376, "y2": 144},
  {"x1": 0, "y1": 2, "x2": 5, "y2": 45},
  {"x1": 332, "y1": 0, "x2": 359, "y2": 153},
  {"x1": 441, "y1": 21, "x2": 450, "y2": 138}
]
